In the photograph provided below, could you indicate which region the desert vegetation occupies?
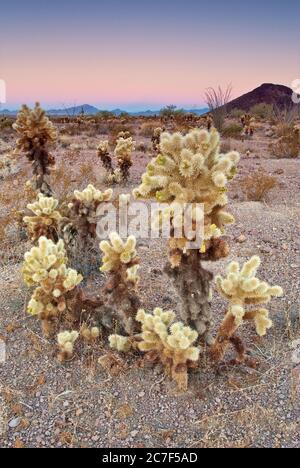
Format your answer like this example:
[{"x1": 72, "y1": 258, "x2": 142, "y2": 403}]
[{"x1": 0, "y1": 101, "x2": 299, "y2": 448}]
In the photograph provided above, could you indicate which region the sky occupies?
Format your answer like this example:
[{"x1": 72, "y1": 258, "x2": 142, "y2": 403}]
[{"x1": 0, "y1": 0, "x2": 299, "y2": 110}]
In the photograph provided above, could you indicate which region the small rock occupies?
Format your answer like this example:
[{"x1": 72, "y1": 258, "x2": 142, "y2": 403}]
[
  {"x1": 236, "y1": 234, "x2": 246, "y2": 243},
  {"x1": 9, "y1": 417, "x2": 21, "y2": 429},
  {"x1": 130, "y1": 430, "x2": 138, "y2": 437},
  {"x1": 138, "y1": 391, "x2": 145, "y2": 398}
]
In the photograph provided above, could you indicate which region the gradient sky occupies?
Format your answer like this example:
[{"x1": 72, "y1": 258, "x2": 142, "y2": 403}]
[{"x1": 1, "y1": 0, "x2": 299, "y2": 110}]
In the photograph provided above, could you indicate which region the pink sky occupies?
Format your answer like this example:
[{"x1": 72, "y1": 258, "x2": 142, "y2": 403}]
[{"x1": 1, "y1": 0, "x2": 299, "y2": 110}]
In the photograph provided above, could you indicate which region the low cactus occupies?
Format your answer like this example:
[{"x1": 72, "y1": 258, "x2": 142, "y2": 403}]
[
  {"x1": 22, "y1": 236, "x2": 83, "y2": 336},
  {"x1": 57, "y1": 330, "x2": 79, "y2": 361},
  {"x1": 23, "y1": 193, "x2": 61, "y2": 242},
  {"x1": 136, "y1": 308, "x2": 200, "y2": 391},
  {"x1": 98, "y1": 232, "x2": 140, "y2": 333},
  {"x1": 211, "y1": 256, "x2": 283, "y2": 364}
]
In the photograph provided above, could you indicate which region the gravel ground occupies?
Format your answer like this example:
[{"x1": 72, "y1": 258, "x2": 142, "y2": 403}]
[{"x1": 0, "y1": 120, "x2": 299, "y2": 448}]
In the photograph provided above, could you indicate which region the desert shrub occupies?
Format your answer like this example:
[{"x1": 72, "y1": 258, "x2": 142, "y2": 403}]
[
  {"x1": 96, "y1": 111, "x2": 116, "y2": 120},
  {"x1": 109, "y1": 123, "x2": 134, "y2": 141},
  {"x1": 205, "y1": 85, "x2": 232, "y2": 131},
  {"x1": 250, "y1": 103, "x2": 273, "y2": 120},
  {"x1": 230, "y1": 109, "x2": 245, "y2": 119},
  {"x1": 136, "y1": 141, "x2": 148, "y2": 153},
  {"x1": 270, "y1": 128, "x2": 300, "y2": 158},
  {"x1": 139, "y1": 122, "x2": 156, "y2": 137},
  {"x1": 241, "y1": 170, "x2": 278, "y2": 201},
  {"x1": 222, "y1": 123, "x2": 243, "y2": 139}
]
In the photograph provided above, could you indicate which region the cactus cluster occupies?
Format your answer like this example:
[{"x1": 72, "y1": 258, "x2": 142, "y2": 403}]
[
  {"x1": 23, "y1": 193, "x2": 61, "y2": 242},
  {"x1": 13, "y1": 103, "x2": 57, "y2": 195},
  {"x1": 134, "y1": 128, "x2": 239, "y2": 343},
  {"x1": 114, "y1": 136, "x2": 136, "y2": 182},
  {"x1": 134, "y1": 128, "x2": 238, "y2": 264},
  {"x1": 97, "y1": 136, "x2": 136, "y2": 183},
  {"x1": 241, "y1": 114, "x2": 255, "y2": 136},
  {"x1": 22, "y1": 237, "x2": 83, "y2": 336},
  {"x1": 211, "y1": 256, "x2": 283, "y2": 363},
  {"x1": 80, "y1": 325, "x2": 101, "y2": 343},
  {"x1": 97, "y1": 140, "x2": 114, "y2": 175},
  {"x1": 137, "y1": 308, "x2": 200, "y2": 391},
  {"x1": 151, "y1": 127, "x2": 164, "y2": 152},
  {"x1": 61, "y1": 184, "x2": 113, "y2": 253},
  {"x1": 99, "y1": 232, "x2": 140, "y2": 333},
  {"x1": 57, "y1": 330, "x2": 79, "y2": 361}
]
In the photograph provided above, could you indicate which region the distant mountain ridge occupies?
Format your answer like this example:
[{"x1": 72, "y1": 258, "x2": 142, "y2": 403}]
[
  {"x1": 1, "y1": 83, "x2": 298, "y2": 117},
  {"x1": 0, "y1": 104, "x2": 209, "y2": 117}
]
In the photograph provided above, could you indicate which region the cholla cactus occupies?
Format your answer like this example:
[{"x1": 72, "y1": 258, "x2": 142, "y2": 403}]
[
  {"x1": 57, "y1": 330, "x2": 79, "y2": 361},
  {"x1": 22, "y1": 236, "x2": 83, "y2": 336},
  {"x1": 134, "y1": 128, "x2": 238, "y2": 261},
  {"x1": 100, "y1": 232, "x2": 138, "y2": 273},
  {"x1": 60, "y1": 185, "x2": 113, "y2": 263},
  {"x1": 136, "y1": 308, "x2": 200, "y2": 391},
  {"x1": 98, "y1": 232, "x2": 140, "y2": 333},
  {"x1": 134, "y1": 128, "x2": 239, "y2": 343},
  {"x1": 13, "y1": 103, "x2": 57, "y2": 195},
  {"x1": 151, "y1": 127, "x2": 164, "y2": 152},
  {"x1": 114, "y1": 136, "x2": 136, "y2": 182},
  {"x1": 80, "y1": 325, "x2": 101, "y2": 343},
  {"x1": 97, "y1": 140, "x2": 114, "y2": 175},
  {"x1": 211, "y1": 256, "x2": 283, "y2": 364},
  {"x1": 109, "y1": 334, "x2": 132, "y2": 352},
  {"x1": 241, "y1": 114, "x2": 255, "y2": 136},
  {"x1": 23, "y1": 193, "x2": 61, "y2": 242}
]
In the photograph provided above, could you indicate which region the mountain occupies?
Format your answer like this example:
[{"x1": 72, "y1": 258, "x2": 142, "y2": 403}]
[
  {"x1": 47, "y1": 104, "x2": 99, "y2": 116},
  {"x1": 227, "y1": 83, "x2": 297, "y2": 111},
  {"x1": 0, "y1": 105, "x2": 209, "y2": 117}
]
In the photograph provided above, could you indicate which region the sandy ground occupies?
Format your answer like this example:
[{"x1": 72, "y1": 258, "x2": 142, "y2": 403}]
[{"x1": 0, "y1": 118, "x2": 299, "y2": 448}]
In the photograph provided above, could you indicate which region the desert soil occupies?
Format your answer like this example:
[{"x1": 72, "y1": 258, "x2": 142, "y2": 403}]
[{"x1": 0, "y1": 118, "x2": 299, "y2": 448}]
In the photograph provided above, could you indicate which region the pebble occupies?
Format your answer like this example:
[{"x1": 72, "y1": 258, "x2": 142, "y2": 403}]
[
  {"x1": 8, "y1": 417, "x2": 21, "y2": 429},
  {"x1": 236, "y1": 234, "x2": 246, "y2": 243}
]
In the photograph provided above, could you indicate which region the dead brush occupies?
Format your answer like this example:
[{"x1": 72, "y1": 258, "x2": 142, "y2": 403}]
[
  {"x1": 139, "y1": 122, "x2": 156, "y2": 138},
  {"x1": 270, "y1": 128, "x2": 300, "y2": 158},
  {"x1": 240, "y1": 170, "x2": 278, "y2": 201}
]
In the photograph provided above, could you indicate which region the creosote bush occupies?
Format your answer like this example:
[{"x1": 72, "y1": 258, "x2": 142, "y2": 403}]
[{"x1": 13, "y1": 103, "x2": 57, "y2": 195}]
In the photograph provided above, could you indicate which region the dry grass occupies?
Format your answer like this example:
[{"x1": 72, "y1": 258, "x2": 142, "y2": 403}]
[
  {"x1": 270, "y1": 128, "x2": 300, "y2": 159},
  {"x1": 222, "y1": 123, "x2": 243, "y2": 139},
  {"x1": 240, "y1": 170, "x2": 278, "y2": 201},
  {"x1": 139, "y1": 123, "x2": 156, "y2": 138}
]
